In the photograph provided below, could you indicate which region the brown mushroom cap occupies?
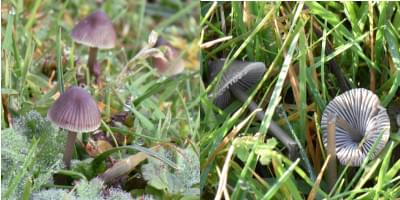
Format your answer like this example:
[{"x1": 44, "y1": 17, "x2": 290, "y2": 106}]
[
  {"x1": 47, "y1": 86, "x2": 101, "y2": 132},
  {"x1": 71, "y1": 10, "x2": 116, "y2": 49},
  {"x1": 206, "y1": 59, "x2": 266, "y2": 109},
  {"x1": 321, "y1": 88, "x2": 390, "y2": 166}
]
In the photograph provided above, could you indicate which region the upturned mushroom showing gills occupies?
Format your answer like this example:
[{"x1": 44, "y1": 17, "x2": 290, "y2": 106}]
[
  {"x1": 206, "y1": 59, "x2": 298, "y2": 158},
  {"x1": 321, "y1": 88, "x2": 390, "y2": 166},
  {"x1": 71, "y1": 10, "x2": 116, "y2": 84},
  {"x1": 151, "y1": 37, "x2": 184, "y2": 76},
  {"x1": 47, "y1": 86, "x2": 101, "y2": 168}
]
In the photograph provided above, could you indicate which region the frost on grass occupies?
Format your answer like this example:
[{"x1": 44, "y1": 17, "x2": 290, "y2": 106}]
[
  {"x1": 1, "y1": 111, "x2": 65, "y2": 199},
  {"x1": 31, "y1": 178, "x2": 133, "y2": 200},
  {"x1": 141, "y1": 146, "x2": 200, "y2": 197}
]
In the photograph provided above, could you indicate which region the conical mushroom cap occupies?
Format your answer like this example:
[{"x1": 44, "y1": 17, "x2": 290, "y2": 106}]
[
  {"x1": 206, "y1": 59, "x2": 266, "y2": 109},
  {"x1": 321, "y1": 88, "x2": 390, "y2": 166},
  {"x1": 47, "y1": 86, "x2": 101, "y2": 132},
  {"x1": 71, "y1": 10, "x2": 116, "y2": 49}
]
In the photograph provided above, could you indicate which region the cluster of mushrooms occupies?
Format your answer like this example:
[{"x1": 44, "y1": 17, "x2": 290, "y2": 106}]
[
  {"x1": 49, "y1": 9, "x2": 392, "y2": 180},
  {"x1": 47, "y1": 10, "x2": 181, "y2": 169},
  {"x1": 206, "y1": 60, "x2": 391, "y2": 167}
]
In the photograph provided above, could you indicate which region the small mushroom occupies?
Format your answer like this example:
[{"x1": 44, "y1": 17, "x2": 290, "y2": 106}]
[
  {"x1": 71, "y1": 10, "x2": 116, "y2": 84},
  {"x1": 151, "y1": 37, "x2": 184, "y2": 76},
  {"x1": 47, "y1": 86, "x2": 101, "y2": 168},
  {"x1": 321, "y1": 88, "x2": 390, "y2": 166},
  {"x1": 206, "y1": 59, "x2": 297, "y2": 158}
]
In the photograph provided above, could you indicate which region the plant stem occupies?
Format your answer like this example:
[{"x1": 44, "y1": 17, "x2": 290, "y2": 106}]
[
  {"x1": 63, "y1": 131, "x2": 77, "y2": 168},
  {"x1": 230, "y1": 85, "x2": 298, "y2": 159}
]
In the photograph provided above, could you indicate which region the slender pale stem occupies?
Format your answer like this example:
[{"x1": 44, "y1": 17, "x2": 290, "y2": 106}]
[
  {"x1": 230, "y1": 85, "x2": 297, "y2": 159},
  {"x1": 63, "y1": 131, "x2": 77, "y2": 168}
]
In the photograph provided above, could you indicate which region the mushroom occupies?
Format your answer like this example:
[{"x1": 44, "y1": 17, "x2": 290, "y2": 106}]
[
  {"x1": 71, "y1": 10, "x2": 116, "y2": 84},
  {"x1": 47, "y1": 86, "x2": 101, "y2": 168},
  {"x1": 321, "y1": 88, "x2": 390, "y2": 166},
  {"x1": 151, "y1": 37, "x2": 184, "y2": 76},
  {"x1": 206, "y1": 59, "x2": 297, "y2": 158}
]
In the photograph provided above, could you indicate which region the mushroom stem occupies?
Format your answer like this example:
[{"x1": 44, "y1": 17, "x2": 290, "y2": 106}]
[
  {"x1": 230, "y1": 85, "x2": 298, "y2": 158},
  {"x1": 327, "y1": 113, "x2": 337, "y2": 192},
  {"x1": 63, "y1": 131, "x2": 77, "y2": 168},
  {"x1": 88, "y1": 47, "x2": 98, "y2": 81}
]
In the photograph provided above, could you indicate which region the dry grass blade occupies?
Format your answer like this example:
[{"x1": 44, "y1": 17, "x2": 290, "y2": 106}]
[
  {"x1": 216, "y1": 167, "x2": 231, "y2": 200},
  {"x1": 201, "y1": 36, "x2": 233, "y2": 49},
  {"x1": 214, "y1": 144, "x2": 235, "y2": 200},
  {"x1": 368, "y1": 1, "x2": 376, "y2": 92},
  {"x1": 307, "y1": 154, "x2": 331, "y2": 200},
  {"x1": 288, "y1": 65, "x2": 300, "y2": 106}
]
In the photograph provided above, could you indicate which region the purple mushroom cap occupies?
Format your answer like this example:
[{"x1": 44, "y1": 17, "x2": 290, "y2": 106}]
[
  {"x1": 71, "y1": 10, "x2": 116, "y2": 49},
  {"x1": 47, "y1": 86, "x2": 101, "y2": 132},
  {"x1": 321, "y1": 88, "x2": 390, "y2": 166}
]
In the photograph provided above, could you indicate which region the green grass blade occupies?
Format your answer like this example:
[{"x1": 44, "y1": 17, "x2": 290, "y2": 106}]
[
  {"x1": 381, "y1": 28, "x2": 400, "y2": 106},
  {"x1": 56, "y1": 27, "x2": 64, "y2": 93},
  {"x1": 373, "y1": 142, "x2": 395, "y2": 199},
  {"x1": 156, "y1": 1, "x2": 197, "y2": 32},
  {"x1": 261, "y1": 159, "x2": 300, "y2": 200}
]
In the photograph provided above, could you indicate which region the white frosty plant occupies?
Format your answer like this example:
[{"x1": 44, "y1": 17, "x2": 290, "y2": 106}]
[
  {"x1": 1, "y1": 110, "x2": 65, "y2": 199},
  {"x1": 31, "y1": 178, "x2": 133, "y2": 200},
  {"x1": 141, "y1": 146, "x2": 200, "y2": 197}
]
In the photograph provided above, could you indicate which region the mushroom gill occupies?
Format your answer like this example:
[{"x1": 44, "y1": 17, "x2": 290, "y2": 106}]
[{"x1": 321, "y1": 88, "x2": 390, "y2": 166}]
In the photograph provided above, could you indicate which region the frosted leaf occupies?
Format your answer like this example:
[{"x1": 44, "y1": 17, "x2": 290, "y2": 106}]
[
  {"x1": 30, "y1": 189, "x2": 74, "y2": 200},
  {"x1": 106, "y1": 188, "x2": 134, "y2": 200},
  {"x1": 1, "y1": 128, "x2": 28, "y2": 177},
  {"x1": 141, "y1": 146, "x2": 200, "y2": 196},
  {"x1": 75, "y1": 178, "x2": 104, "y2": 200},
  {"x1": 13, "y1": 110, "x2": 65, "y2": 171},
  {"x1": 14, "y1": 110, "x2": 59, "y2": 140},
  {"x1": 31, "y1": 178, "x2": 133, "y2": 200},
  {"x1": 31, "y1": 160, "x2": 64, "y2": 192}
]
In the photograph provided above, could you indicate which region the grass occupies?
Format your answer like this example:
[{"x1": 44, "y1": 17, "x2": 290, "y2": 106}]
[
  {"x1": 200, "y1": 1, "x2": 400, "y2": 199},
  {"x1": 2, "y1": 1, "x2": 400, "y2": 199},
  {"x1": 1, "y1": 0, "x2": 200, "y2": 199}
]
